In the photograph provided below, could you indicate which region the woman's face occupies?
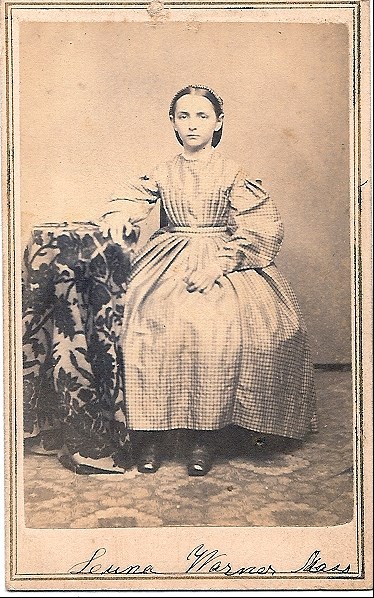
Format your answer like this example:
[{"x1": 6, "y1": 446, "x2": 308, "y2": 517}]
[{"x1": 171, "y1": 94, "x2": 223, "y2": 152}]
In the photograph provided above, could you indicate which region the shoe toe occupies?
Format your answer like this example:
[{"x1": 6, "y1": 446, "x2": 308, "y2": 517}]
[
  {"x1": 137, "y1": 442, "x2": 161, "y2": 473},
  {"x1": 187, "y1": 445, "x2": 213, "y2": 476},
  {"x1": 137, "y1": 461, "x2": 159, "y2": 474},
  {"x1": 188, "y1": 464, "x2": 209, "y2": 477}
]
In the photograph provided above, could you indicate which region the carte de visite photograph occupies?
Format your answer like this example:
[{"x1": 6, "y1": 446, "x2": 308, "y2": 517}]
[
  {"x1": 19, "y1": 15, "x2": 353, "y2": 529},
  {"x1": 3, "y1": 0, "x2": 372, "y2": 591}
]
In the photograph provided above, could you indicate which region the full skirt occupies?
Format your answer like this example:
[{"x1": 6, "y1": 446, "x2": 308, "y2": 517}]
[{"x1": 121, "y1": 229, "x2": 316, "y2": 439}]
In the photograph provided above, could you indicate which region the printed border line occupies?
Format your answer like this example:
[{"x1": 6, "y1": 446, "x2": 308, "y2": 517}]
[
  {"x1": 6, "y1": 0, "x2": 363, "y2": 583},
  {"x1": 351, "y1": 0, "x2": 358, "y2": 578},
  {"x1": 6, "y1": 573, "x2": 364, "y2": 580},
  {"x1": 350, "y1": 0, "x2": 363, "y2": 581},
  {"x1": 5, "y1": 0, "x2": 18, "y2": 584},
  {"x1": 353, "y1": 0, "x2": 364, "y2": 581},
  {"x1": 6, "y1": 0, "x2": 362, "y2": 583},
  {"x1": 5, "y1": 0, "x2": 365, "y2": 584},
  {"x1": 3, "y1": 1, "x2": 361, "y2": 7}
]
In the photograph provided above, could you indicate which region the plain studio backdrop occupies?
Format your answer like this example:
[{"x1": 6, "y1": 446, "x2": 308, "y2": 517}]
[{"x1": 19, "y1": 20, "x2": 350, "y2": 365}]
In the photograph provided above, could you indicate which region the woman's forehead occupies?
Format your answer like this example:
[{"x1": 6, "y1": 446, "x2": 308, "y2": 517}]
[{"x1": 174, "y1": 94, "x2": 216, "y2": 113}]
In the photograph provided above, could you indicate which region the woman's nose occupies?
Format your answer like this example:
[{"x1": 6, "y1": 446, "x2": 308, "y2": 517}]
[{"x1": 188, "y1": 123, "x2": 197, "y2": 131}]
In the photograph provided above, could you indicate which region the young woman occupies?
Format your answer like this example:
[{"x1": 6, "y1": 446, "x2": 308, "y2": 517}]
[{"x1": 101, "y1": 85, "x2": 316, "y2": 476}]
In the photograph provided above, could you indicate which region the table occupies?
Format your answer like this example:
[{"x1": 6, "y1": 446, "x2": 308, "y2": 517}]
[{"x1": 22, "y1": 221, "x2": 137, "y2": 473}]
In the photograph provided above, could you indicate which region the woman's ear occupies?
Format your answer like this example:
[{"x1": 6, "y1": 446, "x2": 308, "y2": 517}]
[
  {"x1": 169, "y1": 114, "x2": 176, "y2": 129},
  {"x1": 214, "y1": 113, "x2": 224, "y2": 132}
]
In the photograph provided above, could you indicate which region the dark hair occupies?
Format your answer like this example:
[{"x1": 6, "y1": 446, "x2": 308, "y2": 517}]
[{"x1": 169, "y1": 85, "x2": 224, "y2": 148}]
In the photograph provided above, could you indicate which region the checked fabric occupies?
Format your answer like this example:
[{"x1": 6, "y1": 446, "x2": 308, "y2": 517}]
[{"x1": 104, "y1": 151, "x2": 316, "y2": 439}]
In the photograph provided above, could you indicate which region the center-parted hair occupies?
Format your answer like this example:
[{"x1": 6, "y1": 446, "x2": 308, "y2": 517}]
[{"x1": 169, "y1": 85, "x2": 224, "y2": 148}]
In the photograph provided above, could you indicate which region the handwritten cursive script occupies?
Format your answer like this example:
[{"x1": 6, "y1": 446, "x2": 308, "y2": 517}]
[
  {"x1": 186, "y1": 544, "x2": 276, "y2": 576},
  {"x1": 68, "y1": 546, "x2": 351, "y2": 577},
  {"x1": 68, "y1": 548, "x2": 159, "y2": 575},
  {"x1": 292, "y1": 550, "x2": 351, "y2": 574}
]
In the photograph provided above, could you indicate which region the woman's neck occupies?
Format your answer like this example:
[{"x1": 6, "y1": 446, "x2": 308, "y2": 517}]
[{"x1": 182, "y1": 145, "x2": 214, "y2": 162}]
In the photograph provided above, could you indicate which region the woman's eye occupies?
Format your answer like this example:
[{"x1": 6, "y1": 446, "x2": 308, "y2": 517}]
[{"x1": 200, "y1": 114, "x2": 208, "y2": 119}]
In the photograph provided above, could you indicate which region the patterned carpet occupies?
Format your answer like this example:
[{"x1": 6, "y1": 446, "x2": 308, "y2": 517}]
[{"x1": 23, "y1": 370, "x2": 354, "y2": 528}]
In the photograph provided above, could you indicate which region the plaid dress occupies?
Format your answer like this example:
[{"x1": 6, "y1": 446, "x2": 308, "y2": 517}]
[{"x1": 104, "y1": 151, "x2": 316, "y2": 439}]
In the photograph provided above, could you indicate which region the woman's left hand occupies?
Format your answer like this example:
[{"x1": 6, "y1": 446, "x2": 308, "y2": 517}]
[{"x1": 184, "y1": 264, "x2": 223, "y2": 294}]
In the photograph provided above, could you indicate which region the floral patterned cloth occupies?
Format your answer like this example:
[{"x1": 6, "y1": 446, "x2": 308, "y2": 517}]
[{"x1": 22, "y1": 222, "x2": 134, "y2": 472}]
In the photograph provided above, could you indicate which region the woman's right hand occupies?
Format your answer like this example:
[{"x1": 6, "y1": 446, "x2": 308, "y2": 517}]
[
  {"x1": 183, "y1": 263, "x2": 223, "y2": 294},
  {"x1": 100, "y1": 213, "x2": 135, "y2": 247}
]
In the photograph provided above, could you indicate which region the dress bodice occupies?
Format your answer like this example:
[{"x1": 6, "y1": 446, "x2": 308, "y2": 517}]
[
  {"x1": 103, "y1": 151, "x2": 284, "y2": 273},
  {"x1": 157, "y1": 153, "x2": 234, "y2": 228}
]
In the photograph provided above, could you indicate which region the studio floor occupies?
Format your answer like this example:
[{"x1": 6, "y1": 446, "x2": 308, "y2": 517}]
[{"x1": 23, "y1": 370, "x2": 354, "y2": 528}]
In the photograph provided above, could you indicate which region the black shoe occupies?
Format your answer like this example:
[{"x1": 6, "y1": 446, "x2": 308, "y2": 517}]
[
  {"x1": 187, "y1": 444, "x2": 214, "y2": 477},
  {"x1": 137, "y1": 442, "x2": 161, "y2": 474}
]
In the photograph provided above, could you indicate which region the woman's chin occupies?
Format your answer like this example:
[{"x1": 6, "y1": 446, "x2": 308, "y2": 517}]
[{"x1": 183, "y1": 141, "x2": 211, "y2": 152}]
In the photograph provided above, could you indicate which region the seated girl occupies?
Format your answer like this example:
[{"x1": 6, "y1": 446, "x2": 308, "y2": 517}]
[{"x1": 100, "y1": 84, "x2": 316, "y2": 476}]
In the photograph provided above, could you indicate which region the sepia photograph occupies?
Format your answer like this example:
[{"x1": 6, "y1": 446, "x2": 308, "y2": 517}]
[{"x1": 2, "y1": 0, "x2": 372, "y2": 591}]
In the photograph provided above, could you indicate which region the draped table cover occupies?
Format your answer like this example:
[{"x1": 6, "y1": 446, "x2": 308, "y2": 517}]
[{"x1": 22, "y1": 222, "x2": 135, "y2": 473}]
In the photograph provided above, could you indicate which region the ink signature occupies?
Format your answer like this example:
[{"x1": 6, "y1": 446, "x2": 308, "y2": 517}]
[
  {"x1": 68, "y1": 545, "x2": 351, "y2": 576},
  {"x1": 68, "y1": 548, "x2": 159, "y2": 575},
  {"x1": 185, "y1": 543, "x2": 276, "y2": 576},
  {"x1": 292, "y1": 550, "x2": 351, "y2": 574}
]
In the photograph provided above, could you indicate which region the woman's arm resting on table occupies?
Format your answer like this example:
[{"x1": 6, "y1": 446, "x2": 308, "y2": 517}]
[
  {"x1": 99, "y1": 212, "x2": 135, "y2": 247},
  {"x1": 100, "y1": 173, "x2": 161, "y2": 247}
]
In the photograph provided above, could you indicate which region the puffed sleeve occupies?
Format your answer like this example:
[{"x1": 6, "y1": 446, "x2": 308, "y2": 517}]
[
  {"x1": 102, "y1": 171, "x2": 160, "y2": 224},
  {"x1": 218, "y1": 170, "x2": 284, "y2": 273}
]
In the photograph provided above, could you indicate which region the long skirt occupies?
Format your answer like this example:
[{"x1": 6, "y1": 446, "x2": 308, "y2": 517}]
[{"x1": 121, "y1": 229, "x2": 316, "y2": 439}]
